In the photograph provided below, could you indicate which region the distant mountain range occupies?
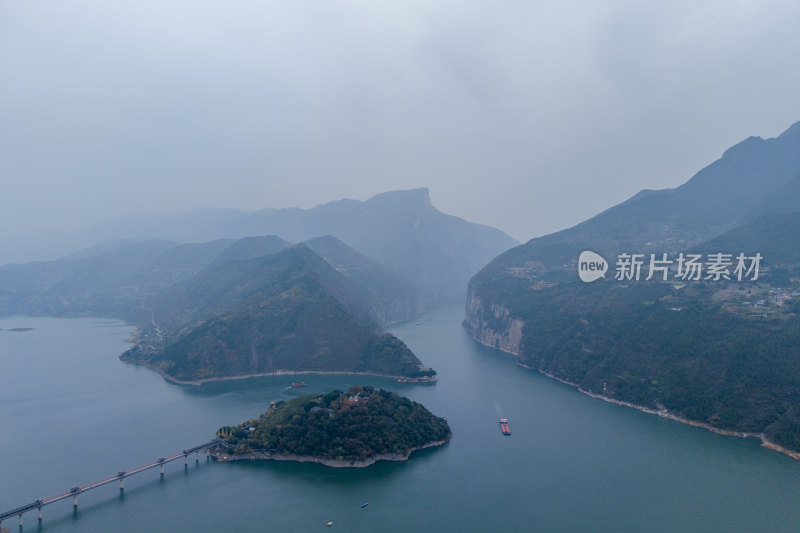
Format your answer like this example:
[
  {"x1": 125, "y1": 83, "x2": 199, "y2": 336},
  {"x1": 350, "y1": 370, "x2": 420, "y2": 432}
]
[
  {"x1": 466, "y1": 121, "x2": 800, "y2": 453},
  {"x1": 70, "y1": 188, "x2": 518, "y2": 306},
  {"x1": 0, "y1": 233, "x2": 436, "y2": 380},
  {"x1": 0, "y1": 188, "x2": 518, "y2": 319},
  {"x1": 0, "y1": 188, "x2": 517, "y2": 382},
  {"x1": 0, "y1": 239, "x2": 178, "y2": 317}
]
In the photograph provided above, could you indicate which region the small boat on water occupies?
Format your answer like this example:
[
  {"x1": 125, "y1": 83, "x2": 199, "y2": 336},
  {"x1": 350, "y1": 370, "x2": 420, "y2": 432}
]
[
  {"x1": 291, "y1": 382, "x2": 306, "y2": 388},
  {"x1": 499, "y1": 418, "x2": 511, "y2": 436},
  {"x1": 361, "y1": 503, "x2": 369, "y2": 508}
]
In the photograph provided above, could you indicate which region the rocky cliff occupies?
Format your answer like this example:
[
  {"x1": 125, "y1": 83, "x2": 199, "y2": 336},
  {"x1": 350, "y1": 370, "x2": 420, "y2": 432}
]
[{"x1": 464, "y1": 293, "x2": 524, "y2": 355}]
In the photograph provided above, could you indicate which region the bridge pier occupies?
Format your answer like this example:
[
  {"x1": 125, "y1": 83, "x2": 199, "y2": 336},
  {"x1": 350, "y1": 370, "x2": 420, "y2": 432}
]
[
  {"x1": 38, "y1": 507, "x2": 42, "y2": 521},
  {"x1": 120, "y1": 479, "x2": 124, "y2": 490},
  {"x1": 19, "y1": 514, "x2": 23, "y2": 527},
  {"x1": 73, "y1": 495, "x2": 78, "y2": 508},
  {"x1": 196, "y1": 450, "x2": 199, "y2": 462},
  {"x1": 160, "y1": 464, "x2": 164, "y2": 475},
  {"x1": 184, "y1": 455, "x2": 188, "y2": 466}
]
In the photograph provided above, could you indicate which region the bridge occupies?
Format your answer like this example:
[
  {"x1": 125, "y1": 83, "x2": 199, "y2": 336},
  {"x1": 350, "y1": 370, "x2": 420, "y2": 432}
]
[{"x1": 0, "y1": 439, "x2": 226, "y2": 528}]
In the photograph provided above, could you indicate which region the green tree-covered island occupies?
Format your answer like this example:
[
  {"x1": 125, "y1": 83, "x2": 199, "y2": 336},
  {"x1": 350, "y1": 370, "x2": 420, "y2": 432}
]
[{"x1": 210, "y1": 386, "x2": 451, "y2": 467}]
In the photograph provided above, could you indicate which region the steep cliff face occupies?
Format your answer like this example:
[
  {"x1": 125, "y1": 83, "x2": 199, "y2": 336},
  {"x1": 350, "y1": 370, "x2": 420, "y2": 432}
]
[
  {"x1": 371, "y1": 299, "x2": 424, "y2": 328},
  {"x1": 464, "y1": 293, "x2": 524, "y2": 355}
]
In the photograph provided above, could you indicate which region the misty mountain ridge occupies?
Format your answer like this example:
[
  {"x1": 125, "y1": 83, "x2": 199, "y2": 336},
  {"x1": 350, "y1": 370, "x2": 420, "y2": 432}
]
[
  {"x1": 205, "y1": 235, "x2": 292, "y2": 269},
  {"x1": 477, "y1": 120, "x2": 800, "y2": 278},
  {"x1": 136, "y1": 244, "x2": 384, "y2": 335},
  {"x1": 690, "y1": 212, "x2": 800, "y2": 267},
  {"x1": 0, "y1": 234, "x2": 419, "y2": 328},
  {"x1": 0, "y1": 239, "x2": 177, "y2": 307},
  {"x1": 68, "y1": 188, "x2": 518, "y2": 306}
]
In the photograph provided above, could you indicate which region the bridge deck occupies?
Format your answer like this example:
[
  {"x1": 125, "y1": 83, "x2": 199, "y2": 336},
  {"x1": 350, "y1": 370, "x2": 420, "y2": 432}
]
[{"x1": 0, "y1": 439, "x2": 222, "y2": 523}]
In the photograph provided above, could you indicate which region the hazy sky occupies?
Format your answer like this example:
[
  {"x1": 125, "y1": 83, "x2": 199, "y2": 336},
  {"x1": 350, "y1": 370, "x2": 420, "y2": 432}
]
[{"x1": 1, "y1": 0, "x2": 799, "y2": 261}]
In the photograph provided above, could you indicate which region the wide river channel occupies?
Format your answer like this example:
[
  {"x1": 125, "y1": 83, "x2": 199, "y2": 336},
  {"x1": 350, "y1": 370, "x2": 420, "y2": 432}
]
[{"x1": 2, "y1": 307, "x2": 800, "y2": 532}]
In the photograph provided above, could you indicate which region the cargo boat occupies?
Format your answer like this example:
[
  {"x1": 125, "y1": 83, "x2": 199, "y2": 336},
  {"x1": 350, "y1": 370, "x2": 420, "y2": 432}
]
[{"x1": 499, "y1": 418, "x2": 511, "y2": 435}]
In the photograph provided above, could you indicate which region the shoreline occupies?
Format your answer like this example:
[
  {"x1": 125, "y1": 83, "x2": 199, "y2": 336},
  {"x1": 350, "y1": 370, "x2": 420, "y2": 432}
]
[
  {"x1": 576, "y1": 387, "x2": 800, "y2": 461},
  {"x1": 207, "y1": 437, "x2": 451, "y2": 468},
  {"x1": 120, "y1": 356, "x2": 436, "y2": 386},
  {"x1": 470, "y1": 332, "x2": 800, "y2": 463}
]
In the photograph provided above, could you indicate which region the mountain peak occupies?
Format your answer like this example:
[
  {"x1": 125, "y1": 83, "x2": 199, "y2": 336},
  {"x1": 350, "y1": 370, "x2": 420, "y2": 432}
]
[
  {"x1": 778, "y1": 120, "x2": 800, "y2": 139},
  {"x1": 720, "y1": 135, "x2": 763, "y2": 159},
  {"x1": 366, "y1": 188, "x2": 431, "y2": 208}
]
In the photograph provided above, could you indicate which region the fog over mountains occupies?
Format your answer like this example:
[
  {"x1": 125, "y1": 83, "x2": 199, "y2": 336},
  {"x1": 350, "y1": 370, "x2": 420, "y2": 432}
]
[
  {"x1": 0, "y1": 188, "x2": 521, "y2": 381},
  {"x1": 474, "y1": 120, "x2": 800, "y2": 277},
  {"x1": 73, "y1": 188, "x2": 517, "y2": 305},
  {"x1": 0, "y1": 189, "x2": 517, "y2": 321}
]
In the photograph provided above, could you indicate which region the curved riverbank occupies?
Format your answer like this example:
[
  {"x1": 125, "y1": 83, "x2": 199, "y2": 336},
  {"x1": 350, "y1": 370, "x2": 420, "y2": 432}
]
[
  {"x1": 528, "y1": 359, "x2": 800, "y2": 462},
  {"x1": 472, "y1": 337, "x2": 800, "y2": 463},
  {"x1": 207, "y1": 437, "x2": 451, "y2": 468},
  {"x1": 576, "y1": 386, "x2": 800, "y2": 462}
]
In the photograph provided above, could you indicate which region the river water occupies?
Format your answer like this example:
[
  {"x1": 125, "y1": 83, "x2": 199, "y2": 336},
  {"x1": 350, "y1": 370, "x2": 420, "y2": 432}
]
[{"x1": 2, "y1": 308, "x2": 800, "y2": 532}]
